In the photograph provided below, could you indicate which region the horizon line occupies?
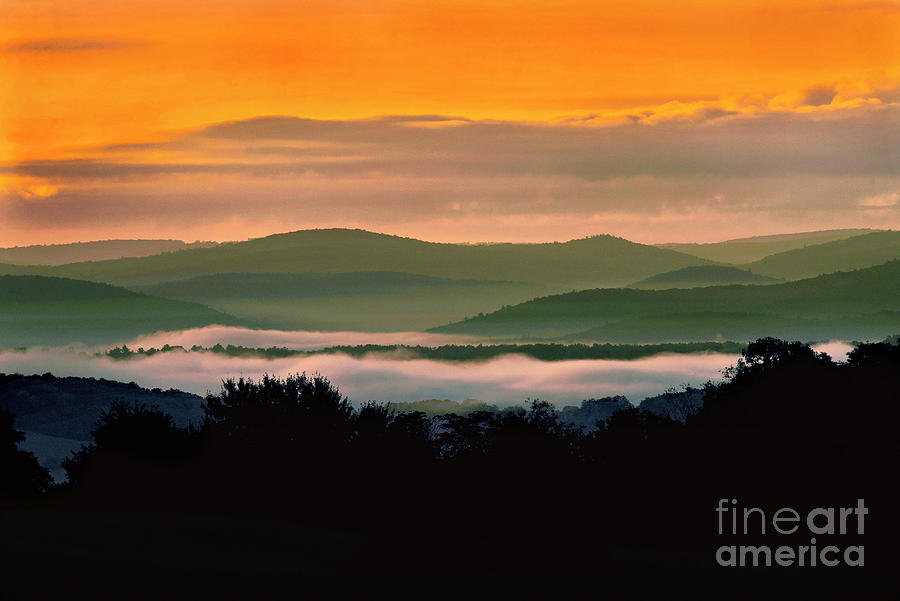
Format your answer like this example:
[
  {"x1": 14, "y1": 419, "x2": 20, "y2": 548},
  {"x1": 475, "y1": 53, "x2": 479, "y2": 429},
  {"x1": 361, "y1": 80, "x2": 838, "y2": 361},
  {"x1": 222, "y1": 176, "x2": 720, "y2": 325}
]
[{"x1": 0, "y1": 225, "x2": 886, "y2": 251}]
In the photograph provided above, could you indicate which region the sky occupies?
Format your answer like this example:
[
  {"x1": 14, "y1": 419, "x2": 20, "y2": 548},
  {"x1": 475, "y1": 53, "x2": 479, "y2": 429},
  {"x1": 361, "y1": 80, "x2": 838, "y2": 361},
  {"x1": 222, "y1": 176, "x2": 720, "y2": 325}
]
[{"x1": 1, "y1": 0, "x2": 899, "y2": 246}]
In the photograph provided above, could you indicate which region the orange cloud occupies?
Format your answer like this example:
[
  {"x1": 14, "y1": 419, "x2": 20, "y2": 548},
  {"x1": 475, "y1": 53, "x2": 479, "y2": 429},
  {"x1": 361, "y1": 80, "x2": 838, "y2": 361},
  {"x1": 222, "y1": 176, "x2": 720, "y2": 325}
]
[
  {"x1": 1, "y1": 0, "x2": 897, "y2": 162},
  {"x1": 21, "y1": 183, "x2": 59, "y2": 199},
  {"x1": 1, "y1": 1, "x2": 898, "y2": 245},
  {"x1": 0, "y1": 176, "x2": 60, "y2": 199}
]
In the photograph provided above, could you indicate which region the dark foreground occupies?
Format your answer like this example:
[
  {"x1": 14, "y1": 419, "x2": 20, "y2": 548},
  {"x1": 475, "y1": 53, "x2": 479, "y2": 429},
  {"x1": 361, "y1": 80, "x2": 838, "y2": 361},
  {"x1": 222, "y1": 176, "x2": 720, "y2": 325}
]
[{"x1": 2, "y1": 338, "x2": 898, "y2": 598}]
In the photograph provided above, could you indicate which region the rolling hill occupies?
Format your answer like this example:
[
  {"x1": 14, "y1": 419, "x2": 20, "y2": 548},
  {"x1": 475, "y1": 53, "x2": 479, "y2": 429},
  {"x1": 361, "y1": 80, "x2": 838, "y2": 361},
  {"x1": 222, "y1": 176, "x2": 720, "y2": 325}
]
[
  {"x1": 430, "y1": 260, "x2": 900, "y2": 341},
  {"x1": 657, "y1": 229, "x2": 875, "y2": 264},
  {"x1": 630, "y1": 265, "x2": 781, "y2": 289},
  {"x1": 136, "y1": 271, "x2": 522, "y2": 300},
  {"x1": 0, "y1": 239, "x2": 218, "y2": 266},
  {"x1": 742, "y1": 230, "x2": 900, "y2": 280},
  {"x1": 4, "y1": 228, "x2": 894, "y2": 336},
  {"x1": 135, "y1": 271, "x2": 540, "y2": 331},
  {"x1": 0, "y1": 275, "x2": 240, "y2": 346},
  {"x1": 566, "y1": 312, "x2": 900, "y2": 344},
  {"x1": 0, "y1": 228, "x2": 713, "y2": 289}
]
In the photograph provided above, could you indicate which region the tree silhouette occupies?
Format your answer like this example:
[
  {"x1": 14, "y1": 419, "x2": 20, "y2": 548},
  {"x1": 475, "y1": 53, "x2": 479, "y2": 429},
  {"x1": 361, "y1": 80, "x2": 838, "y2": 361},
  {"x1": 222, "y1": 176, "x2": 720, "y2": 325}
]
[
  {"x1": 202, "y1": 373, "x2": 353, "y2": 445},
  {"x1": 62, "y1": 401, "x2": 195, "y2": 486},
  {"x1": 0, "y1": 409, "x2": 52, "y2": 494},
  {"x1": 8, "y1": 338, "x2": 896, "y2": 590}
]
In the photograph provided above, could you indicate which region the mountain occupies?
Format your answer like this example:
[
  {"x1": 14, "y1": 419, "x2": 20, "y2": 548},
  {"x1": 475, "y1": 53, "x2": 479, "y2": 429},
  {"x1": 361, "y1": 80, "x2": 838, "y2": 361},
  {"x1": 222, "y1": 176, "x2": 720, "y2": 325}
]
[
  {"x1": 657, "y1": 229, "x2": 875, "y2": 264},
  {"x1": 0, "y1": 228, "x2": 713, "y2": 289},
  {"x1": 0, "y1": 275, "x2": 240, "y2": 346},
  {"x1": 0, "y1": 239, "x2": 218, "y2": 266},
  {"x1": 742, "y1": 230, "x2": 900, "y2": 280},
  {"x1": 135, "y1": 271, "x2": 538, "y2": 331},
  {"x1": 430, "y1": 260, "x2": 900, "y2": 340},
  {"x1": 630, "y1": 265, "x2": 781, "y2": 289}
]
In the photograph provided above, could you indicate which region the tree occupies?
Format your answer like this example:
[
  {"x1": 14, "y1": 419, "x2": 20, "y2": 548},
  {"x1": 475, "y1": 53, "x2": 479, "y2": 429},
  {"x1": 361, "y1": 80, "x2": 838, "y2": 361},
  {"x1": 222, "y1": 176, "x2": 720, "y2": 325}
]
[
  {"x1": 62, "y1": 401, "x2": 193, "y2": 485},
  {"x1": 202, "y1": 373, "x2": 354, "y2": 448},
  {"x1": 0, "y1": 409, "x2": 52, "y2": 494},
  {"x1": 846, "y1": 341, "x2": 900, "y2": 367},
  {"x1": 722, "y1": 336, "x2": 829, "y2": 380}
]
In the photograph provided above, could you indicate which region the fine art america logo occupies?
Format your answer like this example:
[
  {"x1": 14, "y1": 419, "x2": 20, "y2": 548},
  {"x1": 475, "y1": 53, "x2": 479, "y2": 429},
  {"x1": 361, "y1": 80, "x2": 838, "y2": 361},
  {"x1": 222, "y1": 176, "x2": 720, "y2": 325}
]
[{"x1": 715, "y1": 499, "x2": 867, "y2": 567}]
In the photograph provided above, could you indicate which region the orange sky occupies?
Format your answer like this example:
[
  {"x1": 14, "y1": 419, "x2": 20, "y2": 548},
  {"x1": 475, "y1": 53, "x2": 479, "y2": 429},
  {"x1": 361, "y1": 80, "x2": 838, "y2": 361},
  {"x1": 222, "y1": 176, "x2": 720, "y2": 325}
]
[{"x1": 1, "y1": 0, "x2": 899, "y2": 245}]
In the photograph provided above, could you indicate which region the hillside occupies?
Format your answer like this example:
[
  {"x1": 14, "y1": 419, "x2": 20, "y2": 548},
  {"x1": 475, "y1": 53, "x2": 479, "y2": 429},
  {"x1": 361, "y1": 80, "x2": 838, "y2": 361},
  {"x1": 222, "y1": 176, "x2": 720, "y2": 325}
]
[
  {"x1": 0, "y1": 275, "x2": 240, "y2": 346},
  {"x1": 657, "y1": 229, "x2": 875, "y2": 264},
  {"x1": 566, "y1": 312, "x2": 900, "y2": 343},
  {"x1": 135, "y1": 271, "x2": 539, "y2": 331},
  {"x1": 136, "y1": 271, "x2": 522, "y2": 299},
  {"x1": 0, "y1": 372, "x2": 204, "y2": 481},
  {"x1": 742, "y1": 230, "x2": 900, "y2": 280},
  {"x1": 630, "y1": 265, "x2": 780, "y2": 289},
  {"x1": 0, "y1": 239, "x2": 218, "y2": 266},
  {"x1": 0, "y1": 228, "x2": 712, "y2": 289},
  {"x1": 430, "y1": 260, "x2": 900, "y2": 340}
]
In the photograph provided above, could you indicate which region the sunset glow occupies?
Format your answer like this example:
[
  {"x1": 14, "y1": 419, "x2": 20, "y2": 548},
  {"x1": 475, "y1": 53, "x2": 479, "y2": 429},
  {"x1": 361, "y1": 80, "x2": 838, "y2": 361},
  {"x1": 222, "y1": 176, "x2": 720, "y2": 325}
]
[{"x1": 2, "y1": 0, "x2": 898, "y2": 245}]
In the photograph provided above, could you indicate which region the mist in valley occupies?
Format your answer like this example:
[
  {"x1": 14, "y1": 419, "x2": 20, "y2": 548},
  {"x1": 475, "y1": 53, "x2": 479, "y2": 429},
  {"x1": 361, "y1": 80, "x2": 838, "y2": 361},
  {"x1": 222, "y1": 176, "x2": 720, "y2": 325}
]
[{"x1": 0, "y1": 328, "x2": 853, "y2": 405}]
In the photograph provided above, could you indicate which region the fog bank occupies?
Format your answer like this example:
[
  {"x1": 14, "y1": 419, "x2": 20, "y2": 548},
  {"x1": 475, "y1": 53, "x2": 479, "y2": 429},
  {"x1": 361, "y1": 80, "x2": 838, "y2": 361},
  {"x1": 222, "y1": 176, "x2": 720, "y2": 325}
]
[{"x1": 0, "y1": 332, "x2": 853, "y2": 405}]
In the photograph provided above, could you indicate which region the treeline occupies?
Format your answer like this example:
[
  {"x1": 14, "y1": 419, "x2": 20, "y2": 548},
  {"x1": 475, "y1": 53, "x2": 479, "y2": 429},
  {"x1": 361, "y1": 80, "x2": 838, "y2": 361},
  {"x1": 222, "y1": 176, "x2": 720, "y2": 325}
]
[
  {"x1": 4, "y1": 337, "x2": 899, "y2": 590},
  {"x1": 104, "y1": 340, "x2": 747, "y2": 362}
]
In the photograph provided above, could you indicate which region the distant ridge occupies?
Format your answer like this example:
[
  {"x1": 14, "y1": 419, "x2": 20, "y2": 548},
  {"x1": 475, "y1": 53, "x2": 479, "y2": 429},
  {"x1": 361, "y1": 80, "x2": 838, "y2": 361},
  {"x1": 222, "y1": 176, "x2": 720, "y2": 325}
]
[
  {"x1": 630, "y1": 265, "x2": 781, "y2": 289},
  {"x1": 658, "y1": 228, "x2": 875, "y2": 264},
  {"x1": 0, "y1": 228, "x2": 712, "y2": 289},
  {"x1": 0, "y1": 239, "x2": 218, "y2": 266},
  {"x1": 685, "y1": 228, "x2": 876, "y2": 245},
  {"x1": 431, "y1": 260, "x2": 900, "y2": 341},
  {"x1": 742, "y1": 230, "x2": 900, "y2": 280}
]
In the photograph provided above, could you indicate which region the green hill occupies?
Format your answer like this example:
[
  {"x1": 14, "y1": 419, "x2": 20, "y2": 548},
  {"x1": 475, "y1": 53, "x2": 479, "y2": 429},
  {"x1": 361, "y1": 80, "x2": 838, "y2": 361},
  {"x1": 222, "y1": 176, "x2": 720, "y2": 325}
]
[
  {"x1": 0, "y1": 239, "x2": 218, "y2": 266},
  {"x1": 630, "y1": 265, "x2": 781, "y2": 289},
  {"x1": 0, "y1": 275, "x2": 240, "y2": 347},
  {"x1": 657, "y1": 229, "x2": 875, "y2": 264},
  {"x1": 136, "y1": 271, "x2": 521, "y2": 300},
  {"x1": 136, "y1": 271, "x2": 539, "y2": 331},
  {"x1": 0, "y1": 263, "x2": 37, "y2": 276},
  {"x1": 430, "y1": 260, "x2": 900, "y2": 341},
  {"x1": 742, "y1": 230, "x2": 900, "y2": 280},
  {"x1": 0, "y1": 229, "x2": 712, "y2": 289},
  {"x1": 567, "y1": 312, "x2": 900, "y2": 344}
]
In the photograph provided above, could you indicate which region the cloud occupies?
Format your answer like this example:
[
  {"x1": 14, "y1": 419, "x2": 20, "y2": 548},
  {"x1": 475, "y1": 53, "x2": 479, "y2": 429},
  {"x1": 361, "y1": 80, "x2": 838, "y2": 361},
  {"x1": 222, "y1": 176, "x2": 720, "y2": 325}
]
[
  {"x1": 19, "y1": 184, "x2": 59, "y2": 199},
  {"x1": 858, "y1": 192, "x2": 899, "y2": 207},
  {"x1": 799, "y1": 84, "x2": 838, "y2": 107},
  {"x1": 7, "y1": 104, "x2": 900, "y2": 182},
  {"x1": 4, "y1": 37, "x2": 142, "y2": 53},
  {"x1": 0, "y1": 177, "x2": 60, "y2": 200},
  {"x1": 4, "y1": 159, "x2": 253, "y2": 181},
  {"x1": 687, "y1": 107, "x2": 741, "y2": 121},
  {"x1": 3, "y1": 101, "x2": 900, "y2": 243},
  {"x1": 867, "y1": 84, "x2": 900, "y2": 103}
]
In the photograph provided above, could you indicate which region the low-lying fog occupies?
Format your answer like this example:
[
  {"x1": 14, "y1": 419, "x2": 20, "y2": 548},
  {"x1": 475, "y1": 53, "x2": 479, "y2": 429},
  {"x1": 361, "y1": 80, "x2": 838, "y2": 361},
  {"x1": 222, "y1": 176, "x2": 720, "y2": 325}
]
[
  {"x1": 0, "y1": 327, "x2": 854, "y2": 406},
  {"x1": 130, "y1": 326, "x2": 478, "y2": 351}
]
